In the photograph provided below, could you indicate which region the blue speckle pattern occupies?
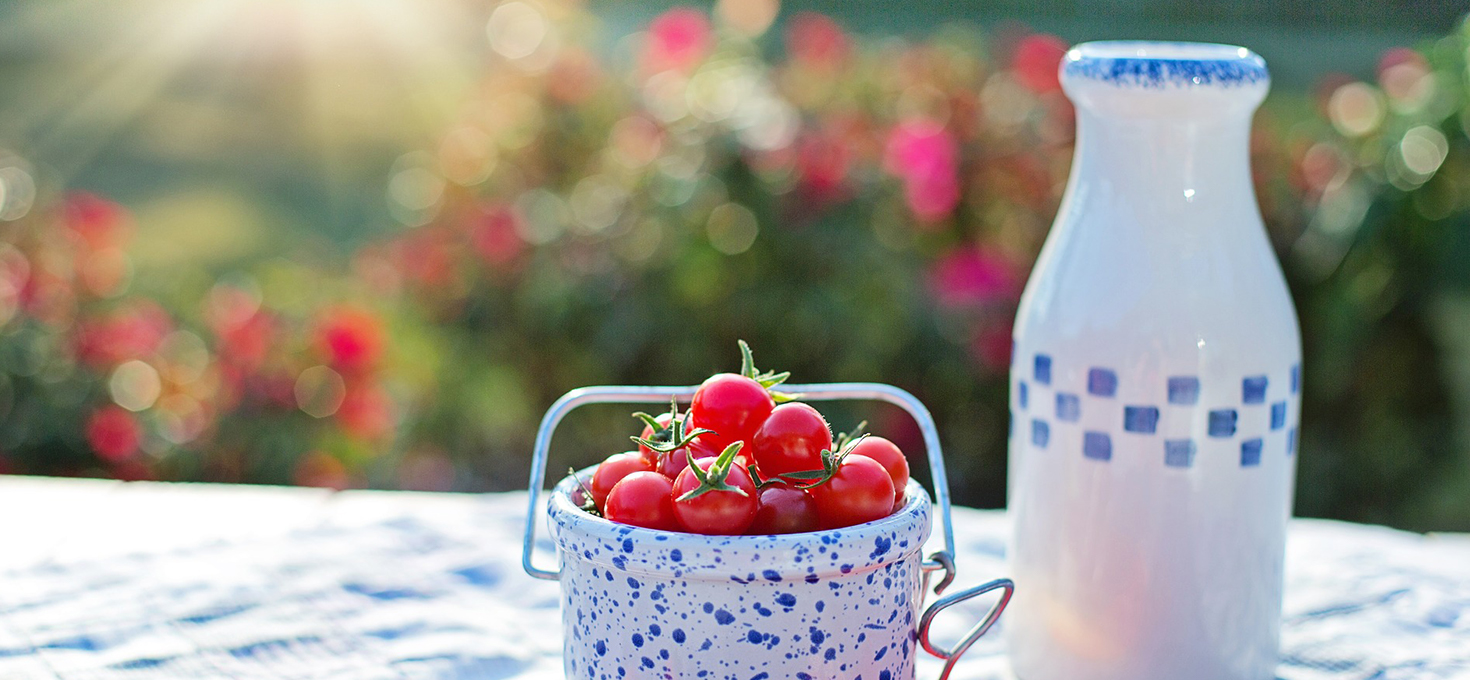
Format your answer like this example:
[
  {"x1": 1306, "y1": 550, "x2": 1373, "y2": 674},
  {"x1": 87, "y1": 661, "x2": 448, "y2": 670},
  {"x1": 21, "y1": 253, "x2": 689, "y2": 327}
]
[
  {"x1": 1291, "y1": 364, "x2": 1301, "y2": 394},
  {"x1": 548, "y1": 472, "x2": 930, "y2": 679},
  {"x1": 1055, "y1": 393, "x2": 1080, "y2": 422},
  {"x1": 1063, "y1": 44, "x2": 1268, "y2": 89},
  {"x1": 1018, "y1": 381, "x2": 1029, "y2": 410},
  {"x1": 1034, "y1": 355, "x2": 1052, "y2": 385},
  {"x1": 1164, "y1": 439, "x2": 1196, "y2": 468},
  {"x1": 1083, "y1": 432, "x2": 1112, "y2": 461},
  {"x1": 1011, "y1": 350, "x2": 1300, "y2": 468},
  {"x1": 1087, "y1": 368, "x2": 1117, "y2": 397},
  {"x1": 1123, "y1": 406, "x2": 1159, "y2": 434},
  {"x1": 1167, "y1": 376, "x2": 1200, "y2": 405}
]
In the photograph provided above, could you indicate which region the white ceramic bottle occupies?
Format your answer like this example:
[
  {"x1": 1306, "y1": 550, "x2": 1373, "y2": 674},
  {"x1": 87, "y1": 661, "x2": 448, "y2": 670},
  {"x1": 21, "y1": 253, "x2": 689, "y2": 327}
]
[{"x1": 1007, "y1": 42, "x2": 1300, "y2": 680}]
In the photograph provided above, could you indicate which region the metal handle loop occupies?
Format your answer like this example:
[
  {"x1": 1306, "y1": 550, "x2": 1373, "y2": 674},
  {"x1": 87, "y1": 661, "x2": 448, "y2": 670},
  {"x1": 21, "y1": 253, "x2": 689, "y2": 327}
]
[
  {"x1": 918, "y1": 577, "x2": 1015, "y2": 680},
  {"x1": 521, "y1": 382, "x2": 958, "y2": 581}
]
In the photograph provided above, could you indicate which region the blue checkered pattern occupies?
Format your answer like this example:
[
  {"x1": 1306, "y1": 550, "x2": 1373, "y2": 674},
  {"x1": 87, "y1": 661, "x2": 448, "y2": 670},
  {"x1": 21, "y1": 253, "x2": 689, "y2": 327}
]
[{"x1": 1012, "y1": 355, "x2": 1301, "y2": 469}]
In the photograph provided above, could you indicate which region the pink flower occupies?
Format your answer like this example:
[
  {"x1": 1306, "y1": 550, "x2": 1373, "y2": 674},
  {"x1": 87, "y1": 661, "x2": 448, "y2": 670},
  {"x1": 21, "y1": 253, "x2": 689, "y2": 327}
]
[
  {"x1": 885, "y1": 120, "x2": 961, "y2": 222},
  {"x1": 786, "y1": 13, "x2": 851, "y2": 70},
  {"x1": 1012, "y1": 34, "x2": 1068, "y2": 94},
  {"x1": 643, "y1": 8, "x2": 712, "y2": 73},
  {"x1": 929, "y1": 247, "x2": 1021, "y2": 308},
  {"x1": 470, "y1": 205, "x2": 524, "y2": 267}
]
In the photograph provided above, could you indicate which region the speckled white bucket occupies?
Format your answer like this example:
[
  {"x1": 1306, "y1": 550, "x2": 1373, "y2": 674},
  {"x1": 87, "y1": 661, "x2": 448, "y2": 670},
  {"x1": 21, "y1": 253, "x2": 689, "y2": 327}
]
[{"x1": 547, "y1": 469, "x2": 933, "y2": 680}]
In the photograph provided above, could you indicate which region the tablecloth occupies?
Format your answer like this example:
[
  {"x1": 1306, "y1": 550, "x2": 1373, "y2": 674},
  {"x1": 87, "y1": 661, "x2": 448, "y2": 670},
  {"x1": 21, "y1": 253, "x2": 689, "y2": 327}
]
[{"x1": 0, "y1": 476, "x2": 1465, "y2": 679}]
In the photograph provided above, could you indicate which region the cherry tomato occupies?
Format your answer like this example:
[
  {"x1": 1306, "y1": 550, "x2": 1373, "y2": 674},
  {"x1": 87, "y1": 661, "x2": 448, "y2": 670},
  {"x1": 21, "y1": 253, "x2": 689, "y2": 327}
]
[
  {"x1": 657, "y1": 446, "x2": 692, "y2": 479},
  {"x1": 750, "y1": 402, "x2": 832, "y2": 477},
  {"x1": 748, "y1": 482, "x2": 820, "y2": 535},
  {"x1": 688, "y1": 373, "x2": 773, "y2": 453},
  {"x1": 603, "y1": 471, "x2": 679, "y2": 531},
  {"x1": 808, "y1": 454, "x2": 895, "y2": 529},
  {"x1": 658, "y1": 420, "x2": 728, "y2": 478},
  {"x1": 590, "y1": 451, "x2": 655, "y2": 508},
  {"x1": 671, "y1": 457, "x2": 759, "y2": 535},
  {"x1": 847, "y1": 436, "x2": 909, "y2": 504},
  {"x1": 637, "y1": 412, "x2": 676, "y2": 463}
]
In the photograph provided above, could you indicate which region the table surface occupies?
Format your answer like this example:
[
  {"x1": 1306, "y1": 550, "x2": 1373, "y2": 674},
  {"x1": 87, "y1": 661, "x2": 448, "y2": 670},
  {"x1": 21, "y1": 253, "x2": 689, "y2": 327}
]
[{"x1": 0, "y1": 476, "x2": 1465, "y2": 680}]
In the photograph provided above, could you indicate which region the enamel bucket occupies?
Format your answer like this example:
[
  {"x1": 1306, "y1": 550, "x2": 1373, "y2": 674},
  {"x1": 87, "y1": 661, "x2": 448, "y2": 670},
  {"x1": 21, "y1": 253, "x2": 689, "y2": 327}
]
[{"x1": 522, "y1": 383, "x2": 1012, "y2": 680}]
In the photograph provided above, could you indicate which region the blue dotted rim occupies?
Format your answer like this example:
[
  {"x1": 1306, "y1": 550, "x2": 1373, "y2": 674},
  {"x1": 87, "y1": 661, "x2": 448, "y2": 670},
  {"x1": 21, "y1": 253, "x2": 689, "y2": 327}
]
[
  {"x1": 1063, "y1": 41, "x2": 1268, "y2": 89},
  {"x1": 547, "y1": 466, "x2": 932, "y2": 579}
]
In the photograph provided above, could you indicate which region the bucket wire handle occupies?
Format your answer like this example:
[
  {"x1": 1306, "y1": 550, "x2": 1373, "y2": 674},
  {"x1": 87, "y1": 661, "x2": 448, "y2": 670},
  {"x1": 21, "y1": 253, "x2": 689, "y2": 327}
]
[
  {"x1": 522, "y1": 382, "x2": 958, "y2": 581},
  {"x1": 917, "y1": 575, "x2": 1015, "y2": 680}
]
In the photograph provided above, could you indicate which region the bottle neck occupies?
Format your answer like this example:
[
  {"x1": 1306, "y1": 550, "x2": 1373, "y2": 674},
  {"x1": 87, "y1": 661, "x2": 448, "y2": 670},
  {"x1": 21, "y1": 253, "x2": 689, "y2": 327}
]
[{"x1": 1069, "y1": 108, "x2": 1254, "y2": 218}]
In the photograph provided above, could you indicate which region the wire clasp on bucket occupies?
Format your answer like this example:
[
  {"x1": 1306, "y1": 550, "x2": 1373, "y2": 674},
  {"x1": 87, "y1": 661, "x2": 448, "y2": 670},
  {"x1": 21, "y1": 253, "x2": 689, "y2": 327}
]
[{"x1": 522, "y1": 382, "x2": 1013, "y2": 678}]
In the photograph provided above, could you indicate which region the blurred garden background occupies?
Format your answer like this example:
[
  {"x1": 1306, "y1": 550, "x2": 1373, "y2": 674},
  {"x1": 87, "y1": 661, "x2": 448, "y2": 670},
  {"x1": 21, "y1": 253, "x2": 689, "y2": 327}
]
[{"x1": 0, "y1": 0, "x2": 1467, "y2": 531}]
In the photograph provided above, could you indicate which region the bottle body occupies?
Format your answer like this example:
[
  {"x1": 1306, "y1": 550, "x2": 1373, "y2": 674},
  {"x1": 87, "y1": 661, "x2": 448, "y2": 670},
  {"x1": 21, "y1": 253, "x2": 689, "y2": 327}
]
[{"x1": 1006, "y1": 42, "x2": 1299, "y2": 680}]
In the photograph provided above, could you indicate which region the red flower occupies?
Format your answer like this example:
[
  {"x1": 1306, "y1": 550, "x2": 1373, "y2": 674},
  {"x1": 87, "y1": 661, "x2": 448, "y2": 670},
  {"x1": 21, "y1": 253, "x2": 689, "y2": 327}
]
[
  {"x1": 336, "y1": 382, "x2": 394, "y2": 441},
  {"x1": 643, "y1": 8, "x2": 712, "y2": 74},
  {"x1": 63, "y1": 192, "x2": 132, "y2": 250},
  {"x1": 786, "y1": 13, "x2": 851, "y2": 70},
  {"x1": 970, "y1": 322, "x2": 1016, "y2": 373},
  {"x1": 885, "y1": 120, "x2": 961, "y2": 222},
  {"x1": 929, "y1": 247, "x2": 1021, "y2": 308},
  {"x1": 86, "y1": 406, "x2": 142, "y2": 462},
  {"x1": 217, "y1": 311, "x2": 275, "y2": 372},
  {"x1": 1012, "y1": 34, "x2": 1069, "y2": 94},
  {"x1": 795, "y1": 130, "x2": 851, "y2": 200},
  {"x1": 315, "y1": 307, "x2": 385, "y2": 373},
  {"x1": 74, "y1": 300, "x2": 172, "y2": 368}
]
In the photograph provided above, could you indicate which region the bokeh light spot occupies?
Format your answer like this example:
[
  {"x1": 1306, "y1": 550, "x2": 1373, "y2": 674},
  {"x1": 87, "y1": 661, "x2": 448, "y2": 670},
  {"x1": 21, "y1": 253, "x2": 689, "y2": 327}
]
[
  {"x1": 1327, "y1": 82, "x2": 1385, "y2": 137},
  {"x1": 487, "y1": 1, "x2": 547, "y2": 61},
  {"x1": 0, "y1": 164, "x2": 36, "y2": 222},
  {"x1": 570, "y1": 175, "x2": 628, "y2": 232},
  {"x1": 1400, "y1": 125, "x2": 1448, "y2": 178},
  {"x1": 110, "y1": 360, "x2": 162, "y2": 412},
  {"x1": 295, "y1": 365, "x2": 346, "y2": 418},
  {"x1": 716, "y1": 0, "x2": 778, "y2": 37},
  {"x1": 706, "y1": 202, "x2": 759, "y2": 255}
]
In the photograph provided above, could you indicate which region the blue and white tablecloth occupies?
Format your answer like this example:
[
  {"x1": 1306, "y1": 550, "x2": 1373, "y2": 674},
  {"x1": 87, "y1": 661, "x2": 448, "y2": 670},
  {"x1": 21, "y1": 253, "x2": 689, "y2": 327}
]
[{"x1": 0, "y1": 476, "x2": 1465, "y2": 679}]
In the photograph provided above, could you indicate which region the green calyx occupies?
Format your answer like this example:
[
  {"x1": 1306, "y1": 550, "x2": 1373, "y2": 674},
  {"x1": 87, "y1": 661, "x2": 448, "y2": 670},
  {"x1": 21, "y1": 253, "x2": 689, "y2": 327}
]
[
  {"x1": 834, "y1": 419, "x2": 869, "y2": 453},
  {"x1": 676, "y1": 441, "x2": 750, "y2": 502},
  {"x1": 778, "y1": 434, "x2": 869, "y2": 490},
  {"x1": 738, "y1": 339, "x2": 800, "y2": 403},
  {"x1": 632, "y1": 397, "x2": 716, "y2": 454}
]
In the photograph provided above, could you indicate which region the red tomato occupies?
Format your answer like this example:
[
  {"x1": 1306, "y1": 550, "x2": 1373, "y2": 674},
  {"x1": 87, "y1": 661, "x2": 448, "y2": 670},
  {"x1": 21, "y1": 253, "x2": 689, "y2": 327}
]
[
  {"x1": 847, "y1": 436, "x2": 909, "y2": 503},
  {"x1": 672, "y1": 457, "x2": 759, "y2": 535},
  {"x1": 590, "y1": 451, "x2": 655, "y2": 508},
  {"x1": 750, "y1": 402, "x2": 833, "y2": 477},
  {"x1": 603, "y1": 471, "x2": 679, "y2": 531},
  {"x1": 748, "y1": 483, "x2": 820, "y2": 535},
  {"x1": 688, "y1": 373, "x2": 774, "y2": 452},
  {"x1": 808, "y1": 454, "x2": 895, "y2": 529},
  {"x1": 657, "y1": 446, "x2": 692, "y2": 479},
  {"x1": 637, "y1": 412, "x2": 676, "y2": 463}
]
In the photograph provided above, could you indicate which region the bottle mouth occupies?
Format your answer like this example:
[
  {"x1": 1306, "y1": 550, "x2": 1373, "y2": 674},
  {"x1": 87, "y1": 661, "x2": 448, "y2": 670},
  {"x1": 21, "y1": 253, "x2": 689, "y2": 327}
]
[{"x1": 1062, "y1": 41, "x2": 1268, "y2": 89}]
